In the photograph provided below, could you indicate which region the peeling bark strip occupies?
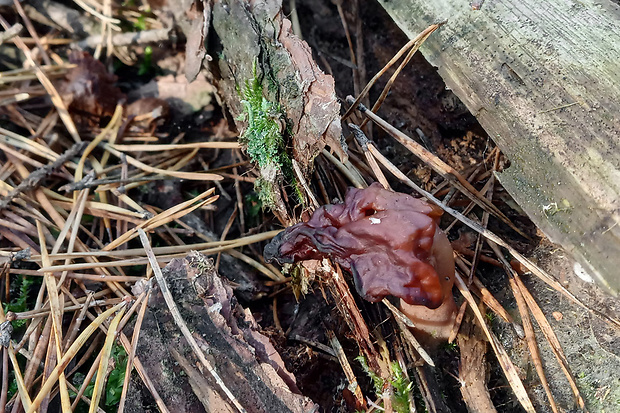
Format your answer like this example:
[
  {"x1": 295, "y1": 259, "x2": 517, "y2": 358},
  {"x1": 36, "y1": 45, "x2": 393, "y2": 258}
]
[
  {"x1": 208, "y1": 0, "x2": 345, "y2": 173},
  {"x1": 184, "y1": 0, "x2": 211, "y2": 83}
]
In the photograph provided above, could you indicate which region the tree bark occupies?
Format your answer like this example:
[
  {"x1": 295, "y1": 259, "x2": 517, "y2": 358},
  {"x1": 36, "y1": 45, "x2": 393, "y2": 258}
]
[{"x1": 128, "y1": 252, "x2": 315, "y2": 413}]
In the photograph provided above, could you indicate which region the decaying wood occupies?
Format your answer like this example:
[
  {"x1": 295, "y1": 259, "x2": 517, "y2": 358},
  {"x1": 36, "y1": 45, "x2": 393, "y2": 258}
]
[
  {"x1": 127, "y1": 251, "x2": 315, "y2": 413},
  {"x1": 378, "y1": 0, "x2": 620, "y2": 295},
  {"x1": 167, "y1": 0, "x2": 345, "y2": 213}
]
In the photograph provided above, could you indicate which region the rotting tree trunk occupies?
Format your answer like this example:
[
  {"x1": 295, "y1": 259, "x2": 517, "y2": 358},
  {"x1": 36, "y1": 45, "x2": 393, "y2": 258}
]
[
  {"x1": 168, "y1": 0, "x2": 345, "y2": 224},
  {"x1": 126, "y1": 252, "x2": 315, "y2": 413},
  {"x1": 377, "y1": 0, "x2": 620, "y2": 295}
]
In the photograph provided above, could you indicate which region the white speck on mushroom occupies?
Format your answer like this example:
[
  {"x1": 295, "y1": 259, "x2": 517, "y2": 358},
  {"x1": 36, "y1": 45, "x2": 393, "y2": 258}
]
[
  {"x1": 208, "y1": 302, "x2": 223, "y2": 314},
  {"x1": 369, "y1": 217, "x2": 381, "y2": 224}
]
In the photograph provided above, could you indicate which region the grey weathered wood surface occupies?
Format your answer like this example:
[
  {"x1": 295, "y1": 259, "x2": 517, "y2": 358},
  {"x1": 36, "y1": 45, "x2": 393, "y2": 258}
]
[{"x1": 378, "y1": 0, "x2": 620, "y2": 295}]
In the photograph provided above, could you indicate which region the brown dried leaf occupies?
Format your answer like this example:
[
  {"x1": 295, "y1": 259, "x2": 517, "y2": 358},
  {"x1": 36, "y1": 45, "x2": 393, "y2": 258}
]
[{"x1": 57, "y1": 52, "x2": 125, "y2": 127}]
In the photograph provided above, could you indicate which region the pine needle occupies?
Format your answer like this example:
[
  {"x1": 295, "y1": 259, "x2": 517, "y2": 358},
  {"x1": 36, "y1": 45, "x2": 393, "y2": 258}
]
[
  {"x1": 89, "y1": 306, "x2": 126, "y2": 413},
  {"x1": 27, "y1": 302, "x2": 127, "y2": 413}
]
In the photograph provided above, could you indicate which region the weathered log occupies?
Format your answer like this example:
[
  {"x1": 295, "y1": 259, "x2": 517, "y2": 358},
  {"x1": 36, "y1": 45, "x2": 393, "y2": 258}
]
[
  {"x1": 377, "y1": 0, "x2": 620, "y2": 295},
  {"x1": 127, "y1": 252, "x2": 315, "y2": 413}
]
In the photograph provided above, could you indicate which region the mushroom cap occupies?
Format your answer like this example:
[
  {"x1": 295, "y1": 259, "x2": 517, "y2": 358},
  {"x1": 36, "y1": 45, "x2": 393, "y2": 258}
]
[{"x1": 264, "y1": 183, "x2": 454, "y2": 309}]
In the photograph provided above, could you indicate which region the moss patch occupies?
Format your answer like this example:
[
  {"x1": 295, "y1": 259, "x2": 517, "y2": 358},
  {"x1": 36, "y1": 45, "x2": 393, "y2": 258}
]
[
  {"x1": 356, "y1": 356, "x2": 414, "y2": 412},
  {"x1": 239, "y1": 64, "x2": 301, "y2": 208}
]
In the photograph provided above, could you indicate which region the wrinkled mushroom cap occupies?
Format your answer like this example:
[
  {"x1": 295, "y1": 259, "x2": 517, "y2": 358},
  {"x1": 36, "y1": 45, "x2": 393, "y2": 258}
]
[{"x1": 264, "y1": 183, "x2": 454, "y2": 309}]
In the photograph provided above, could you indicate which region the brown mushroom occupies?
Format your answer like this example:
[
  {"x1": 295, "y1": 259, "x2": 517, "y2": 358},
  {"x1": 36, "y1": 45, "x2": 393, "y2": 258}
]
[{"x1": 264, "y1": 183, "x2": 456, "y2": 340}]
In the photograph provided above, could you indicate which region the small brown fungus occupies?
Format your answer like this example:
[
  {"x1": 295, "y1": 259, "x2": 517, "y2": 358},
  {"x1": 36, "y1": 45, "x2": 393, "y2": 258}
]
[{"x1": 264, "y1": 183, "x2": 456, "y2": 338}]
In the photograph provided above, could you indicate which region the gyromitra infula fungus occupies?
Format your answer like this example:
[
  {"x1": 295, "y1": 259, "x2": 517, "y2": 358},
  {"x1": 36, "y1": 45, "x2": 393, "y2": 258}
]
[{"x1": 264, "y1": 183, "x2": 456, "y2": 340}]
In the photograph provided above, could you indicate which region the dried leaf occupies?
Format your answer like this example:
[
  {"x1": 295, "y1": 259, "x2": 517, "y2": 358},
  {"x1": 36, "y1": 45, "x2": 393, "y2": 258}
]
[{"x1": 57, "y1": 52, "x2": 125, "y2": 127}]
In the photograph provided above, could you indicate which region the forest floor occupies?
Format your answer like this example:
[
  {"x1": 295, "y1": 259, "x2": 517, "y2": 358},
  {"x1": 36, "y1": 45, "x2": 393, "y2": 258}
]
[{"x1": 0, "y1": 0, "x2": 619, "y2": 412}]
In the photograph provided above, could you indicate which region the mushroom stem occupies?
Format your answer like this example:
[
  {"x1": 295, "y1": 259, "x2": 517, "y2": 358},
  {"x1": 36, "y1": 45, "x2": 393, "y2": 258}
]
[
  {"x1": 400, "y1": 295, "x2": 457, "y2": 343},
  {"x1": 400, "y1": 228, "x2": 457, "y2": 343}
]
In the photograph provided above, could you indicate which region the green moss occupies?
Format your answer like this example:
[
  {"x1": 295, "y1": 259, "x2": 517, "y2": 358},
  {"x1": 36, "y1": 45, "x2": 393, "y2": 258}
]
[
  {"x1": 485, "y1": 311, "x2": 496, "y2": 323},
  {"x1": 239, "y1": 63, "x2": 302, "y2": 208},
  {"x1": 390, "y1": 362, "x2": 413, "y2": 412},
  {"x1": 254, "y1": 177, "x2": 277, "y2": 210},
  {"x1": 442, "y1": 341, "x2": 459, "y2": 352},
  {"x1": 4, "y1": 274, "x2": 38, "y2": 330},
  {"x1": 240, "y1": 72, "x2": 286, "y2": 175},
  {"x1": 70, "y1": 345, "x2": 126, "y2": 412},
  {"x1": 356, "y1": 357, "x2": 415, "y2": 412},
  {"x1": 356, "y1": 355, "x2": 384, "y2": 395}
]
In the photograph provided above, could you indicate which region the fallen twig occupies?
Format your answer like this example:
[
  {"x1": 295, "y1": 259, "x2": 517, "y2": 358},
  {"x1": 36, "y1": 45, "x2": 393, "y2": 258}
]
[
  {"x1": 77, "y1": 28, "x2": 171, "y2": 49},
  {"x1": 0, "y1": 142, "x2": 87, "y2": 210},
  {"x1": 0, "y1": 23, "x2": 22, "y2": 44}
]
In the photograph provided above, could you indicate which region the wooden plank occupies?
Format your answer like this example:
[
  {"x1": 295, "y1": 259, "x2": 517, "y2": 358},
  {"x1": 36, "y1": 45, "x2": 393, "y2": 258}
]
[{"x1": 378, "y1": 0, "x2": 620, "y2": 294}]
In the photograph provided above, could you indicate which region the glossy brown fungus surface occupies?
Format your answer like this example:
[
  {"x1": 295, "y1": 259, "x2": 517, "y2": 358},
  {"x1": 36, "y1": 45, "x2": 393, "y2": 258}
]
[{"x1": 264, "y1": 183, "x2": 455, "y2": 309}]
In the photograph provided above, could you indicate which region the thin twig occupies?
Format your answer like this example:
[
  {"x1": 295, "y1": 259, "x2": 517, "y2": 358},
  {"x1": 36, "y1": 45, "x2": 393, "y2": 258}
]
[
  {"x1": 77, "y1": 28, "x2": 171, "y2": 49},
  {"x1": 491, "y1": 242, "x2": 559, "y2": 413},
  {"x1": 342, "y1": 24, "x2": 442, "y2": 121},
  {"x1": 453, "y1": 271, "x2": 536, "y2": 413},
  {"x1": 118, "y1": 288, "x2": 150, "y2": 413},
  {"x1": 322, "y1": 149, "x2": 365, "y2": 189},
  {"x1": 382, "y1": 299, "x2": 435, "y2": 367},
  {"x1": 327, "y1": 330, "x2": 366, "y2": 409},
  {"x1": 0, "y1": 142, "x2": 87, "y2": 210},
  {"x1": 0, "y1": 23, "x2": 22, "y2": 45},
  {"x1": 349, "y1": 124, "x2": 390, "y2": 189},
  {"x1": 359, "y1": 25, "x2": 436, "y2": 129}
]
